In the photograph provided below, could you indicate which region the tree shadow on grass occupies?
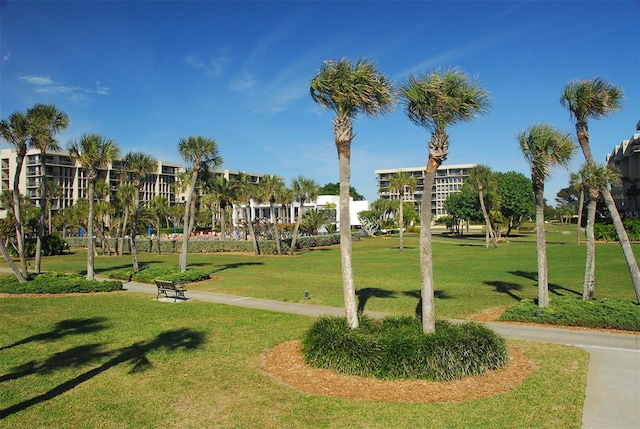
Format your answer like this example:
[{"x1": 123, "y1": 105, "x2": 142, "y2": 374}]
[
  {"x1": 211, "y1": 262, "x2": 264, "y2": 273},
  {"x1": 0, "y1": 328, "x2": 206, "y2": 419},
  {"x1": 402, "y1": 290, "x2": 453, "y2": 319},
  {"x1": 355, "y1": 287, "x2": 396, "y2": 314},
  {"x1": 0, "y1": 317, "x2": 108, "y2": 351},
  {"x1": 509, "y1": 270, "x2": 581, "y2": 297},
  {"x1": 483, "y1": 281, "x2": 523, "y2": 301}
]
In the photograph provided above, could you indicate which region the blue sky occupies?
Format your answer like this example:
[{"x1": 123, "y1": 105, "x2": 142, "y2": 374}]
[{"x1": 1, "y1": 0, "x2": 638, "y2": 203}]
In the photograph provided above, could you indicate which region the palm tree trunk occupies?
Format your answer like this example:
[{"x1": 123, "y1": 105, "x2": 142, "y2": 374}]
[
  {"x1": 179, "y1": 191, "x2": 193, "y2": 272},
  {"x1": 246, "y1": 204, "x2": 260, "y2": 255},
  {"x1": 289, "y1": 198, "x2": 305, "y2": 255},
  {"x1": 576, "y1": 123, "x2": 640, "y2": 302},
  {"x1": 583, "y1": 193, "x2": 597, "y2": 300},
  {"x1": 12, "y1": 158, "x2": 28, "y2": 276},
  {"x1": 87, "y1": 183, "x2": 95, "y2": 280},
  {"x1": 602, "y1": 188, "x2": 640, "y2": 302},
  {"x1": 155, "y1": 217, "x2": 161, "y2": 255},
  {"x1": 35, "y1": 156, "x2": 47, "y2": 273},
  {"x1": 398, "y1": 198, "x2": 405, "y2": 253},
  {"x1": 420, "y1": 160, "x2": 437, "y2": 333},
  {"x1": 131, "y1": 192, "x2": 139, "y2": 272},
  {"x1": 534, "y1": 182, "x2": 549, "y2": 307},
  {"x1": 270, "y1": 202, "x2": 282, "y2": 255},
  {"x1": 0, "y1": 237, "x2": 26, "y2": 283},
  {"x1": 337, "y1": 141, "x2": 358, "y2": 329},
  {"x1": 478, "y1": 188, "x2": 496, "y2": 248},
  {"x1": 576, "y1": 187, "x2": 585, "y2": 245}
]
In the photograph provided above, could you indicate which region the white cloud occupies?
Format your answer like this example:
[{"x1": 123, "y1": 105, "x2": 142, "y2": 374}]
[
  {"x1": 18, "y1": 74, "x2": 110, "y2": 99},
  {"x1": 2, "y1": 52, "x2": 11, "y2": 61},
  {"x1": 229, "y1": 71, "x2": 256, "y2": 91},
  {"x1": 186, "y1": 54, "x2": 226, "y2": 77}
]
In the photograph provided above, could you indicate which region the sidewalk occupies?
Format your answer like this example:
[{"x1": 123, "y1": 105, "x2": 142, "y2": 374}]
[{"x1": 126, "y1": 280, "x2": 639, "y2": 428}]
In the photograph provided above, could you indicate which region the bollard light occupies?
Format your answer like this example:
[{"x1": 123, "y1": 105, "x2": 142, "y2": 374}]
[{"x1": 304, "y1": 290, "x2": 310, "y2": 300}]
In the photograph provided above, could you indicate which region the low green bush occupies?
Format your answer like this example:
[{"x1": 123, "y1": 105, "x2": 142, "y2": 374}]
[
  {"x1": 108, "y1": 267, "x2": 211, "y2": 284},
  {"x1": 0, "y1": 272, "x2": 122, "y2": 294},
  {"x1": 8, "y1": 234, "x2": 69, "y2": 257},
  {"x1": 302, "y1": 316, "x2": 508, "y2": 381},
  {"x1": 500, "y1": 297, "x2": 640, "y2": 331}
]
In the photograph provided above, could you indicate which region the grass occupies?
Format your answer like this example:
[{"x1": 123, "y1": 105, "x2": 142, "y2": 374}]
[
  {"x1": 11, "y1": 225, "x2": 637, "y2": 321},
  {"x1": 0, "y1": 294, "x2": 587, "y2": 428}
]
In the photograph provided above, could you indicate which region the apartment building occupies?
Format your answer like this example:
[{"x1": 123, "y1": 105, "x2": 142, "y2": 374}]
[
  {"x1": 0, "y1": 148, "x2": 182, "y2": 217},
  {"x1": 375, "y1": 163, "x2": 476, "y2": 219},
  {"x1": 606, "y1": 121, "x2": 640, "y2": 217}
]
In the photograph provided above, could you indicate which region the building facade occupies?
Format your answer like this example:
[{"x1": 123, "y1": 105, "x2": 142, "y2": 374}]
[
  {"x1": 0, "y1": 148, "x2": 183, "y2": 217},
  {"x1": 606, "y1": 121, "x2": 640, "y2": 217},
  {"x1": 375, "y1": 163, "x2": 476, "y2": 219}
]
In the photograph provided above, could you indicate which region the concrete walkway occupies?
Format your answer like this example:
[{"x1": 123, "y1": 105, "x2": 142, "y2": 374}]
[{"x1": 127, "y1": 281, "x2": 639, "y2": 429}]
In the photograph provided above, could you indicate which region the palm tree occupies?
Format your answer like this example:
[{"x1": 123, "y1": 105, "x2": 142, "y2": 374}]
[
  {"x1": 518, "y1": 124, "x2": 575, "y2": 308},
  {"x1": 148, "y1": 195, "x2": 169, "y2": 255},
  {"x1": 560, "y1": 77, "x2": 640, "y2": 302},
  {"x1": 208, "y1": 175, "x2": 236, "y2": 240},
  {"x1": 302, "y1": 208, "x2": 331, "y2": 235},
  {"x1": 115, "y1": 183, "x2": 135, "y2": 256},
  {"x1": 0, "y1": 110, "x2": 30, "y2": 277},
  {"x1": 234, "y1": 172, "x2": 260, "y2": 255},
  {"x1": 258, "y1": 175, "x2": 285, "y2": 255},
  {"x1": 290, "y1": 176, "x2": 319, "y2": 255},
  {"x1": 68, "y1": 133, "x2": 120, "y2": 280},
  {"x1": 579, "y1": 163, "x2": 620, "y2": 300},
  {"x1": 45, "y1": 180, "x2": 62, "y2": 236},
  {"x1": 388, "y1": 171, "x2": 417, "y2": 253},
  {"x1": 467, "y1": 165, "x2": 498, "y2": 249},
  {"x1": 178, "y1": 136, "x2": 223, "y2": 272},
  {"x1": 311, "y1": 58, "x2": 394, "y2": 329},
  {"x1": 399, "y1": 68, "x2": 490, "y2": 333},
  {"x1": 569, "y1": 171, "x2": 585, "y2": 245},
  {"x1": 123, "y1": 151, "x2": 158, "y2": 272},
  {"x1": 27, "y1": 104, "x2": 69, "y2": 273}
]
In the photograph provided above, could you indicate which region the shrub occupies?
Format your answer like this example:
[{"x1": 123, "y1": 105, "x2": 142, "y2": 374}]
[
  {"x1": 108, "y1": 267, "x2": 211, "y2": 284},
  {"x1": 0, "y1": 272, "x2": 122, "y2": 294},
  {"x1": 8, "y1": 234, "x2": 69, "y2": 257},
  {"x1": 500, "y1": 297, "x2": 640, "y2": 331},
  {"x1": 302, "y1": 316, "x2": 508, "y2": 381}
]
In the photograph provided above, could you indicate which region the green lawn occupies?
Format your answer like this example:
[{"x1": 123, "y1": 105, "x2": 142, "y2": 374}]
[
  {"x1": 1, "y1": 227, "x2": 632, "y2": 427},
  {"x1": 28, "y1": 227, "x2": 640, "y2": 320},
  {"x1": 0, "y1": 294, "x2": 587, "y2": 428}
]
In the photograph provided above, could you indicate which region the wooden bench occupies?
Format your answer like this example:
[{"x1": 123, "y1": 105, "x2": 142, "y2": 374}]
[{"x1": 155, "y1": 280, "x2": 187, "y2": 302}]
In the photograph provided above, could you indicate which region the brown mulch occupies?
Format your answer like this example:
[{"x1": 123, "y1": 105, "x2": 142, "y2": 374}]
[{"x1": 262, "y1": 340, "x2": 533, "y2": 403}]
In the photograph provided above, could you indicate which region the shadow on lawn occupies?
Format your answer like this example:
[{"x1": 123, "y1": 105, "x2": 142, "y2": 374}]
[
  {"x1": 483, "y1": 281, "x2": 523, "y2": 301},
  {"x1": 356, "y1": 287, "x2": 396, "y2": 314},
  {"x1": 212, "y1": 262, "x2": 263, "y2": 273},
  {"x1": 509, "y1": 270, "x2": 581, "y2": 297},
  {"x1": 0, "y1": 328, "x2": 206, "y2": 419},
  {"x1": 0, "y1": 317, "x2": 108, "y2": 351}
]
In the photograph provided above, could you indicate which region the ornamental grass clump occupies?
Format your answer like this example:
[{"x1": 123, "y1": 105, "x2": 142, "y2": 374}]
[{"x1": 302, "y1": 316, "x2": 508, "y2": 381}]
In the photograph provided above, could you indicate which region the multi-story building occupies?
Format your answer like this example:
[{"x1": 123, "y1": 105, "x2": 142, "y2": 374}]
[
  {"x1": 606, "y1": 121, "x2": 640, "y2": 217},
  {"x1": 0, "y1": 148, "x2": 183, "y2": 217},
  {"x1": 375, "y1": 163, "x2": 476, "y2": 219}
]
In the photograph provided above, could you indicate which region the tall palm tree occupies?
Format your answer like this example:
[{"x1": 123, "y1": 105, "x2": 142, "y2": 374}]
[
  {"x1": 579, "y1": 163, "x2": 620, "y2": 300},
  {"x1": 0, "y1": 110, "x2": 30, "y2": 277},
  {"x1": 290, "y1": 176, "x2": 319, "y2": 255},
  {"x1": 68, "y1": 133, "x2": 120, "y2": 280},
  {"x1": 518, "y1": 124, "x2": 575, "y2": 308},
  {"x1": 123, "y1": 151, "x2": 158, "y2": 272},
  {"x1": 148, "y1": 195, "x2": 169, "y2": 255},
  {"x1": 399, "y1": 68, "x2": 490, "y2": 333},
  {"x1": 115, "y1": 183, "x2": 135, "y2": 256},
  {"x1": 208, "y1": 175, "x2": 236, "y2": 240},
  {"x1": 27, "y1": 104, "x2": 69, "y2": 273},
  {"x1": 258, "y1": 175, "x2": 285, "y2": 255},
  {"x1": 45, "y1": 180, "x2": 62, "y2": 235},
  {"x1": 310, "y1": 58, "x2": 394, "y2": 329},
  {"x1": 560, "y1": 77, "x2": 640, "y2": 302},
  {"x1": 388, "y1": 171, "x2": 417, "y2": 253},
  {"x1": 178, "y1": 136, "x2": 223, "y2": 272},
  {"x1": 467, "y1": 165, "x2": 498, "y2": 249},
  {"x1": 234, "y1": 172, "x2": 260, "y2": 255},
  {"x1": 569, "y1": 171, "x2": 585, "y2": 245}
]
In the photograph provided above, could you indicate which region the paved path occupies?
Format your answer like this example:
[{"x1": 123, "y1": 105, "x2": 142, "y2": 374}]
[{"x1": 128, "y1": 281, "x2": 639, "y2": 428}]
